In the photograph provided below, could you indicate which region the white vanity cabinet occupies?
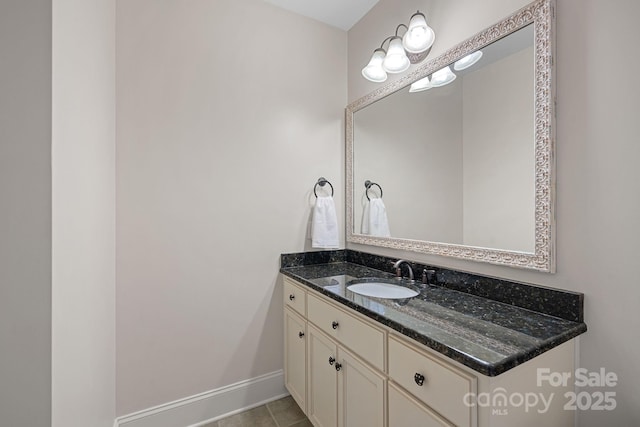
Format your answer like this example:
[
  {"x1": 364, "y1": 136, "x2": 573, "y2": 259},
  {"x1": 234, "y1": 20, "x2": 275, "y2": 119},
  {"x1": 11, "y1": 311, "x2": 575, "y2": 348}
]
[
  {"x1": 388, "y1": 335, "x2": 476, "y2": 427},
  {"x1": 284, "y1": 308, "x2": 307, "y2": 413},
  {"x1": 282, "y1": 276, "x2": 576, "y2": 427},
  {"x1": 388, "y1": 381, "x2": 454, "y2": 427},
  {"x1": 307, "y1": 293, "x2": 385, "y2": 371},
  {"x1": 284, "y1": 276, "x2": 307, "y2": 315},
  {"x1": 307, "y1": 323, "x2": 385, "y2": 427},
  {"x1": 307, "y1": 325, "x2": 337, "y2": 427},
  {"x1": 284, "y1": 278, "x2": 308, "y2": 413},
  {"x1": 284, "y1": 277, "x2": 385, "y2": 427}
]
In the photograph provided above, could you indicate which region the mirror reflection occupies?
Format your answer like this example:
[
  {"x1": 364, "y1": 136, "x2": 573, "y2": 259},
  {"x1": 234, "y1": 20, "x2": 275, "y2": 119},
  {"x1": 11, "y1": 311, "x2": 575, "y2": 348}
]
[{"x1": 353, "y1": 24, "x2": 535, "y2": 253}]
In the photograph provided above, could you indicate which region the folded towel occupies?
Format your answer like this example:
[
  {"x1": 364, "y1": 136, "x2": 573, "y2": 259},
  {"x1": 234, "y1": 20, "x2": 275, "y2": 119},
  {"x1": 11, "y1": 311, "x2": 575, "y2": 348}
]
[
  {"x1": 361, "y1": 202, "x2": 371, "y2": 235},
  {"x1": 311, "y1": 196, "x2": 339, "y2": 248},
  {"x1": 361, "y1": 198, "x2": 390, "y2": 237}
]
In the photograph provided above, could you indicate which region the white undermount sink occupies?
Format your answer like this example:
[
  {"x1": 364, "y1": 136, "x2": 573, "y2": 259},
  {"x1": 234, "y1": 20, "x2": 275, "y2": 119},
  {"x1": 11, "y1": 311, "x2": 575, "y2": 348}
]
[{"x1": 347, "y1": 281, "x2": 419, "y2": 299}]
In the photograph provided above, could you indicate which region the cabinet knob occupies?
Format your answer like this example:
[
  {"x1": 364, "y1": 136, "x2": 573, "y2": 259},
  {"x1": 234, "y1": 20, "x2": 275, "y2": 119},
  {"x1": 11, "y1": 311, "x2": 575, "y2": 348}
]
[
  {"x1": 289, "y1": 294, "x2": 295, "y2": 301},
  {"x1": 298, "y1": 331, "x2": 305, "y2": 338},
  {"x1": 335, "y1": 363, "x2": 342, "y2": 372},
  {"x1": 414, "y1": 373, "x2": 426, "y2": 386},
  {"x1": 331, "y1": 321, "x2": 339, "y2": 330},
  {"x1": 329, "y1": 356, "x2": 335, "y2": 366}
]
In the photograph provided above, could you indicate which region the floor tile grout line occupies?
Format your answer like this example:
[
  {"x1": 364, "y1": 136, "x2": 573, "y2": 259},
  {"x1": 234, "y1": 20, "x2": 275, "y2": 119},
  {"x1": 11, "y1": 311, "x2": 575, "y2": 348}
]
[
  {"x1": 215, "y1": 396, "x2": 309, "y2": 427},
  {"x1": 265, "y1": 402, "x2": 281, "y2": 427}
]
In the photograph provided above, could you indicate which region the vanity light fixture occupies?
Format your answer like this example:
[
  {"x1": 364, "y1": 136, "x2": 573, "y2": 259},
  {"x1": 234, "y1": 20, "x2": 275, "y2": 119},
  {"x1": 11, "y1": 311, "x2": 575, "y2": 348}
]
[
  {"x1": 454, "y1": 50, "x2": 483, "y2": 71},
  {"x1": 383, "y1": 36, "x2": 411, "y2": 73},
  {"x1": 409, "y1": 76, "x2": 432, "y2": 93},
  {"x1": 403, "y1": 12, "x2": 435, "y2": 55},
  {"x1": 410, "y1": 51, "x2": 484, "y2": 94},
  {"x1": 361, "y1": 10, "x2": 435, "y2": 83},
  {"x1": 362, "y1": 48, "x2": 388, "y2": 82},
  {"x1": 429, "y1": 66, "x2": 456, "y2": 87}
]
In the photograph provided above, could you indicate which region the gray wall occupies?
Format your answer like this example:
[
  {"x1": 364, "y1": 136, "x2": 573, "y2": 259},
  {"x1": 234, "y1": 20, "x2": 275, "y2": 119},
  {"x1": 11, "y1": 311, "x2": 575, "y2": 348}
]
[
  {"x1": 462, "y1": 46, "x2": 535, "y2": 252},
  {"x1": 3, "y1": 1, "x2": 638, "y2": 425},
  {"x1": 51, "y1": 0, "x2": 116, "y2": 426},
  {"x1": 0, "y1": 1, "x2": 116, "y2": 426},
  {"x1": 353, "y1": 80, "x2": 464, "y2": 242},
  {"x1": 116, "y1": 0, "x2": 346, "y2": 415},
  {"x1": 348, "y1": 0, "x2": 640, "y2": 425},
  {"x1": 0, "y1": 1, "x2": 52, "y2": 426}
]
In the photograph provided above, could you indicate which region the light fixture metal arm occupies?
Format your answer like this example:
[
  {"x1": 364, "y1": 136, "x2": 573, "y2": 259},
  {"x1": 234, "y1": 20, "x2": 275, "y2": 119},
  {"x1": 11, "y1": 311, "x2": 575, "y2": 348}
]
[
  {"x1": 394, "y1": 23, "x2": 408, "y2": 37},
  {"x1": 378, "y1": 36, "x2": 394, "y2": 50}
]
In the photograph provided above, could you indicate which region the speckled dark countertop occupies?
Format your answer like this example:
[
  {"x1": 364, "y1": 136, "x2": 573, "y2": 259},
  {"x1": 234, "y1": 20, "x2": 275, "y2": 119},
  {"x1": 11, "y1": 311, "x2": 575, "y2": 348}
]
[{"x1": 280, "y1": 254, "x2": 587, "y2": 377}]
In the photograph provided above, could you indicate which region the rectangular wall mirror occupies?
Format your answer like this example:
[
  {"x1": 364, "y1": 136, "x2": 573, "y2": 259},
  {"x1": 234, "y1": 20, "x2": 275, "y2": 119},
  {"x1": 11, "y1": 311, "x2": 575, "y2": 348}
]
[{"x1": 346, "y1": 0, "x2": 555, "y2": 272}]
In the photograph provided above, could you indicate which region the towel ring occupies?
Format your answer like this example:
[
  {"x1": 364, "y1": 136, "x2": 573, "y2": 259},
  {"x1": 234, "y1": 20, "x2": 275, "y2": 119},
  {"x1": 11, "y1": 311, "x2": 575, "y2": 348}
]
[
  {"x1": 314, "y1": 177, "x2": 334, "y2": 198},
  {"x1": 364, "y1": 180, "x2": 383, "y2": 201}
]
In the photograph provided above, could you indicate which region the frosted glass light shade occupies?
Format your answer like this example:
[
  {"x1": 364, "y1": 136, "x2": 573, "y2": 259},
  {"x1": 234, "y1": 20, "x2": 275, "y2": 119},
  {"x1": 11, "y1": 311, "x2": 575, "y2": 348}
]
[
  {"x1": 409, "y1": 76, "x2": 432, "y2": 93},
  {"x1": 402, "y1": 12, "x2": 435, "y2": 54},
  {"x1": 362, "y1": 49, "x2": 388, "y2": 82},
  {"x1": 430, "y1": 66, "x2": 456, "y2": 87},
  {"x1": 382, "y1": 37, "x2": 410, "y2": 73},
  {"x1": 454, "y1": 50, "x2": 483, "y2": 71}
]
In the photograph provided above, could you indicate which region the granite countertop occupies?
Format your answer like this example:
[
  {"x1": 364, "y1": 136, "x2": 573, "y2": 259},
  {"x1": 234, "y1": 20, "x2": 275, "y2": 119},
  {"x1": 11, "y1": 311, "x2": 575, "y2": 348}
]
[{"x1": 280, "y1": 261, "x2": 587, "y2": 377}]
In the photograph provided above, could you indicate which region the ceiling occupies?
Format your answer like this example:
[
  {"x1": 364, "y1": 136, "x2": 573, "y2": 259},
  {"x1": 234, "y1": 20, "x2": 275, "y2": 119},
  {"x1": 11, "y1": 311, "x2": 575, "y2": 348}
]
[{"x1": 263, "y1": 0, "x2": 379, "y2": 31}]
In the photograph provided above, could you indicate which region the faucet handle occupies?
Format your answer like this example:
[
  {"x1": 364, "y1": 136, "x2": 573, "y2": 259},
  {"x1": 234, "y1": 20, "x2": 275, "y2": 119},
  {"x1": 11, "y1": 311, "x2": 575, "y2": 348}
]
[
  {"x1": 390, "y1": 260, "x2": 402, "y2": 278},
  {"x1": 422, "y1": 269, "x2": 436, "y2": 285}
]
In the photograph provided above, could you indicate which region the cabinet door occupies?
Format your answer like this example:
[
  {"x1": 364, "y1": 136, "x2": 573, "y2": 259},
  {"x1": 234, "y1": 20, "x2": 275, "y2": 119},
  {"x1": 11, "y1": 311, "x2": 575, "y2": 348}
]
[
  {"x1": 308, "y1": 325, "x2": 338, "y2": 427},
  {"x1": 337, "y1": 348, "x2": 385, "y2": 427},
  {"x1": 388, "y1": 382, "x2": 453, "y2": 427},
  {"x1": 284, "y1": 308, "x2": 307, "y2": 413}
]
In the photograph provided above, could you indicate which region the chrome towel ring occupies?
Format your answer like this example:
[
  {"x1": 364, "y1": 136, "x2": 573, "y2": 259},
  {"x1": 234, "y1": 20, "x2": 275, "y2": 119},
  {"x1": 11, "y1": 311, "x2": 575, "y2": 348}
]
[
  {"x1": 314, "y1": 177, "x2": 334, "y2": 198},
  {"x1": 364, "y1": 180, "x2": 383, "y2": 200}
]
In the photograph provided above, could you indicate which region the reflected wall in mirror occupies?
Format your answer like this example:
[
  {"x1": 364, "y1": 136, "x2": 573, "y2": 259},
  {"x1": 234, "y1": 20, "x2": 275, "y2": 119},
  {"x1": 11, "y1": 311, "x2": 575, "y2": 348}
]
[
  {"x1": 354, "y1": 25, "x2": 535, "y2": 251},
  {"x1": 346, "y1": 0, "x2": 555, "y2": 272}
]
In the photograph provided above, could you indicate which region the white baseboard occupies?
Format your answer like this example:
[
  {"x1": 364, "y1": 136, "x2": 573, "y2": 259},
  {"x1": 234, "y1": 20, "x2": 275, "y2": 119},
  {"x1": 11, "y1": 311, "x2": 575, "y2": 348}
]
[{"x1": 115, "y1": 370, "x2": 288, "y2": 427}]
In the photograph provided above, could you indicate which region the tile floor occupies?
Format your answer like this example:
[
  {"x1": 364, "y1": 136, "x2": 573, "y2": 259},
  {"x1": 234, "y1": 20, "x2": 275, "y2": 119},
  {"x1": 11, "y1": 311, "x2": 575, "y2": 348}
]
[{"x1": 202, "y1": 396, "x2": 312, "y2": 427}]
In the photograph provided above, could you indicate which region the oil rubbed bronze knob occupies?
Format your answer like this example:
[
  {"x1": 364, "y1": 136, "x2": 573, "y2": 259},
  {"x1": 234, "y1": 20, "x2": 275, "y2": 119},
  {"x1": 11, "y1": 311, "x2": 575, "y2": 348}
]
[
  {"x1": 335, "y1": 363, "x2": 342, "y2": 371},
  {"x1": 329, "y1": 356, "x2": 335, "y2": 365},
  {"x1": 332, "y1": 321, "x2": 339, "y2": 329},
  {"x1": 298, "y1": 331, "x2": 305, "y2": 338},
  {"x1": 289, "y1": 294, "x2": 295, "y2": 301},
  {"x1": 414, "y1": 373, "x2": 426, "y2": 386}
]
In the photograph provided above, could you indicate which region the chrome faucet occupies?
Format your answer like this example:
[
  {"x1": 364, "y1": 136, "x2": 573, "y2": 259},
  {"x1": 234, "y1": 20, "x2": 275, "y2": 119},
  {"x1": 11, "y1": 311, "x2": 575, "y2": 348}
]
[{"x1": 392, "y1": 259, "x2": 414, "y2": 282}]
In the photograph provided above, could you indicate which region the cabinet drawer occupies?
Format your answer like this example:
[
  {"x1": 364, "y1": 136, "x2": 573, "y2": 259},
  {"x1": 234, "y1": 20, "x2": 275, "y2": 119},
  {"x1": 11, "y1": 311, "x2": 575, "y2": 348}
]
[
  {"x1": 307, "y1": 293, "x2": 384, "y2": 371},
  {"x1": 388, "y1": 335, "x2": 476, "y2": 427},
  {"x1": 283, "y1": 277, "x2": 307, "y2": 316},
  {"x1": 388, "y1": 381, "x2": 453, "y2": 427}
]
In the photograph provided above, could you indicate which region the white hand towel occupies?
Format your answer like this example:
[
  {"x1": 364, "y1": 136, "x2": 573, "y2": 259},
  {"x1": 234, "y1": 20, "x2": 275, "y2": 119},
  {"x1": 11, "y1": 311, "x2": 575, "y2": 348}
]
[
  {"x1": 311, "y1": 196, "x2": 339, "y2": 248},
  {"x1": 362, "y1": 198, "x2": 390, "y2": 237},
  {"x1": 361, "y1": 201, "x2": 371, "y2": 235}
]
